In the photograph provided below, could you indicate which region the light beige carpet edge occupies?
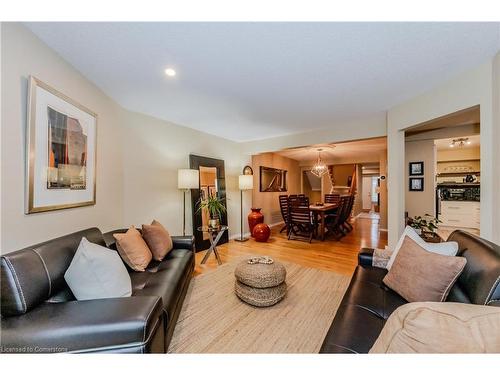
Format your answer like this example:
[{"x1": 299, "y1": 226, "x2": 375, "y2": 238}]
[{"x1": 168, "y1": 260, "x2": 350, "y2": 353}]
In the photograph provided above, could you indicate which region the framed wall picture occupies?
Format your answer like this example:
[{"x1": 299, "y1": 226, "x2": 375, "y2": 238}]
[
  {"x1": 409, "y1": 161, "x2": 424, "y2": 176},
  {"x1": 26, "y1": 76, "x2": 97, "y2": 213},
  {"x1": 409, "y1": 177, "x2": 424, "y2": 192}
]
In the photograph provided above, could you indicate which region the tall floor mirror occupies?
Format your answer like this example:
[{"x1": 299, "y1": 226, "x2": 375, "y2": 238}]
[{"x1": 189, "y1": 154, "x2": 229, "y2": 251}]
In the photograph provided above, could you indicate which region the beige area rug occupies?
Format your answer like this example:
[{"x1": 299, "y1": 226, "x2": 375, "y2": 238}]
[{"x1": 168, "y1": 259, "x2": 351, "y2": 353}]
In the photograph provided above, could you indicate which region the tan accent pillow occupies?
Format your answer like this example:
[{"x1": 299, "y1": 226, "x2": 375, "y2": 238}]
[
  {"x1": 141, "y1": 220, "x2": 173, "y2": 261},
  {"x1": 370, "y1": 302, "x2": 500, "y2": 353},
  {"x1": 383, "y1": 236, "x2": 466, "y2": 302},
  {"x1": 113, "y1": 226, "x2": 152, "y2": 271}
]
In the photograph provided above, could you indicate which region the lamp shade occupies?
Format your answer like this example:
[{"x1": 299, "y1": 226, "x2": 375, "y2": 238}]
[
  {"x1": 239, "y1": 175, "x2": 253, "y2": 190},
  {"x1": 178, "y1": 169, "x2": 199, "y2": 189}
]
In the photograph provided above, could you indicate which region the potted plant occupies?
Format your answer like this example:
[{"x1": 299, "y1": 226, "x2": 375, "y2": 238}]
[
  {"x1": 409, "y1": 214, "x2": 441, "y2": 235},
  {"x1": 197, "y1": 195, "x2": 227, "y2": 228}
]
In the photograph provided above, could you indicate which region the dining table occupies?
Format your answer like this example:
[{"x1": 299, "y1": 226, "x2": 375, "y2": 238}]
[{"x1": 309, "y1": 203, "x2": 339, "y2": 241}]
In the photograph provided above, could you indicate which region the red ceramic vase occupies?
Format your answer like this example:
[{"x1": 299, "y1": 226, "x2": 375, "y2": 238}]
[
  {"x1": 253, "y1": 223, "x2": 271, "y2": 242},
  {"x1": 248, "y1": 208, "x2": 264, "y2": 237}
]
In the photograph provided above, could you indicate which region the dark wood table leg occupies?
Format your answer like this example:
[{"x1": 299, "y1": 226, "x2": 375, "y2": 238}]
[{"x1": 320, "y1": 212, "x2": 326, "y2": 241}]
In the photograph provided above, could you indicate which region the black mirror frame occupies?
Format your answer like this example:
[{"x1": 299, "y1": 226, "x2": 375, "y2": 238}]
[{"x1": 189, "y1": 154, "x2": 229, "y2": 251}]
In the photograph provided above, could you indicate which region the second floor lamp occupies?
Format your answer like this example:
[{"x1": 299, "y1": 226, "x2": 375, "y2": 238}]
[
  {"x1": 178, "y1": 169, "x2": 200, "y2": 236},
  {"x1": 235, "y1": 174, "x2": 253, "y2": 242}
]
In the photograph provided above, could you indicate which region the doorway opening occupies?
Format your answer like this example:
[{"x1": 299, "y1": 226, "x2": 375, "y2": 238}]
[
  {"x1": 359, "y1": 164, "x2": 380, "y2": 220},
  {"x1": 403, "y1": 105, "x2": 480, "y2": 239},
  {"x1": 250, "y1": 137, "x2": 387, "y2": 236}
]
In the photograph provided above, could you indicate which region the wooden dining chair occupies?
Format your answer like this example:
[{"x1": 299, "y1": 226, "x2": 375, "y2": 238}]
[
  {"x1": 325, "y1": 196, "x2": 349, "y2": 240},
  {"x1": 298, "y1": 195, "x2": 310, "y2": 207},
  {"x1": 287, "y1": 205, "x2": 316, "y2": 243},
  {"x1": 278, "y1": 194, "x2": 289, "y2": 233},
  {"x1": 288, "y1": 194, "x2": 301, "y2": 208},
  {"x1": 336, "y1": 195, "x2": 355, "y2": 235},
  {"x1": 324, "y1": 194, "x2": 340, "y2": 221},
  {"x1": 324, "y1": 194, "x2": 340, "y2": 204},
  {"x1": 342, "y1": 195, "x2": 355, "y2": 232}
]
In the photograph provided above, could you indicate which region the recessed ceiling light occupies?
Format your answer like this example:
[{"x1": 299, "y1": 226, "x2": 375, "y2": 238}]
[{"x1": 164, "y1": 68, "x2": 176, "y2": 77}]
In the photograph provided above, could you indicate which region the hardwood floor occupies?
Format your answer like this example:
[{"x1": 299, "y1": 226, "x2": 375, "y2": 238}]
[{"x1": 194, "y1": 216, "x2": 387, "y2": 276}]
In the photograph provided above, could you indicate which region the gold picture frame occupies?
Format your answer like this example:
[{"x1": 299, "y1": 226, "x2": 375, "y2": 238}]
[{"x1": 26, "y1": 76, "x2": 97, "y2": 213}]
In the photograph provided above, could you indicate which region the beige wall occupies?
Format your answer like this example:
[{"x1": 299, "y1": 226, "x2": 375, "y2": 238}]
[
  {"x1": 352, "y1": 165, "x2": 363, "y2": 217},
  {"x1": 120, "y1": 110, "x2": 248, "y2": 239},
  {"x1": 405, "y1": 140, "x2": 436, "y2": 218},
  {"x1": 333, "y1": 164, "x2": 355, "y2": 187},
  {"x1": 321, "y1": 164, "x2": 356, "y2": 195},
  {"x1": 1, "y1": 23, "x2": 125, "y2": 252},
  {"x1": 251, "y1": 153, "x2": 300, "y2": 225},
  {"x1": 494, "y1": 52, "x2": 500, "y2": 232},
  {"x1": 1, "y1": 23, "x2": 250, "y2": 253},
  {"x1": 388, "y1": 61, "x2": 498, "y2": 248},
  {"x1": 301, "y1": 169, "x2": 321, "y2": 203},
  {"x1": 492, "y1": 51, "x2": 500, "y2": 243},
  {"x1": 437, "y1": 146, "x2": 480, "y2": 162},
  {"x1": 378, "y1": 151, "x2": 388, "y2": 230}
]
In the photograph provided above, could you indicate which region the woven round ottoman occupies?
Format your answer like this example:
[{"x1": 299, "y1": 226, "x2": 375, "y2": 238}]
[{"x1": 234, "y1": 257, "x2": 287, "y2": 307}]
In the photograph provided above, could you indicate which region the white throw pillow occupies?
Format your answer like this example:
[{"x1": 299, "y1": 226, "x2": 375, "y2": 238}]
[
  {"x1": 65, "y1": 237, "x2": 132, "y2": 300},
  {"x1": 386, "y1": 226, "x2": 459, "y2": 270}
]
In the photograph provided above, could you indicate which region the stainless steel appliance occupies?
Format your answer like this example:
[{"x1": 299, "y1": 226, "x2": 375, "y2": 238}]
[{"x1": 437, "y1": 184, "x2": 480, "y2": 201}]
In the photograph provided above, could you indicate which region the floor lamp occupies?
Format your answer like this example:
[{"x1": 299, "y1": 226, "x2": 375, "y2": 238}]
[
  {"x1": 178, "y1": 169, "x2": 200, "y2": 236},
  {"x1": 235, "y1": 174, "x2": 253, "y2": 242}
]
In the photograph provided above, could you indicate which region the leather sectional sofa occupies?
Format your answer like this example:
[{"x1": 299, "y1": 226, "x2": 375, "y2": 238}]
[
  {"x1": 0, "y1": 227, "x2": 194, "y2": 353},
  {"x1": 320, "y1": 230, "x2": 500, "y2": 353}
]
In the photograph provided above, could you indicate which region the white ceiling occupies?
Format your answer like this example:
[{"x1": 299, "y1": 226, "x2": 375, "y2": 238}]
[
  {"x1": 276, "y1": 137, "x2": 387, "y2": 162},
  {"x1": 25, "y1": 22, "x2": 500, "y2": 142},
  {"x1": 435, "y1": 135, "x2": 480, "y2": 150}
]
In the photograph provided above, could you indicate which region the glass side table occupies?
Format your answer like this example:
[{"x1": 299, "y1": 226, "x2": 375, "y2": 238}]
[{"x1": 197, "y1": 225, "x2": 228, "y2": 265}]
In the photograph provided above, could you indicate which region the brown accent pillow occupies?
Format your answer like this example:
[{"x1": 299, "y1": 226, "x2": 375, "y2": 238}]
[
  {"x1": 383, "y1": 236, "x2": 466, "y2": 302},
  {"x1": 141, "y1": 220, "x2": 173, "y2": 261},
  {"x1": 370, "y1": 302, "x2": 500, "y2": 353},
  {"x1": 113, "y1": 226, "x2": 152, "y2": 271}
]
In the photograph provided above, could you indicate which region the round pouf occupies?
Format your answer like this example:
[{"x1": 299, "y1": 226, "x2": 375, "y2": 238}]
[
  {"x1": 234, "y1": 258, "x2": 287, "y2": 307},
  {"x1": 235, "y1": 281, "x2": 287, "y2": 307},
  {"x1": 252, "y1": 223, "x2": 271, "y2": 242}
]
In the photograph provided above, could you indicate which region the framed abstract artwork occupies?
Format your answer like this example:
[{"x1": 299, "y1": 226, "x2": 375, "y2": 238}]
[
  {"x1": 409, "y1": 161, "x2": 424, "y2": 176},
  {"x1": 25, "y1": 76, "x2": 97, "y2": 213},
  {"x1": 409, "y1": 177, "x2": 424, "y2": 192}
]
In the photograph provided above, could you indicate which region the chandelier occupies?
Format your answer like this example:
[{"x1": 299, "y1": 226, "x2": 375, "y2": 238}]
[
  {"x1": 311, "y1": 148, "x2": 328, "y2": 178},
  {"x1": 449, "y1": 137, "x2": 471, "y2": 148}
]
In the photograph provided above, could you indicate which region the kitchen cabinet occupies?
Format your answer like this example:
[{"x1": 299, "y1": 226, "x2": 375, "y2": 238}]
[{"x1": 439, "y1": 201, "x2": 480, "y2": 229}]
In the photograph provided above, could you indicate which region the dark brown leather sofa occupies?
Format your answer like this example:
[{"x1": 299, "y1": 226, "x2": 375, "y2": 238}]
[
  {"x1": 0, "y1": 227, "x2": 194, "y2": 353},
  {"x1": 320, "y1": 230, "x2": 500, "y2": 353}
]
